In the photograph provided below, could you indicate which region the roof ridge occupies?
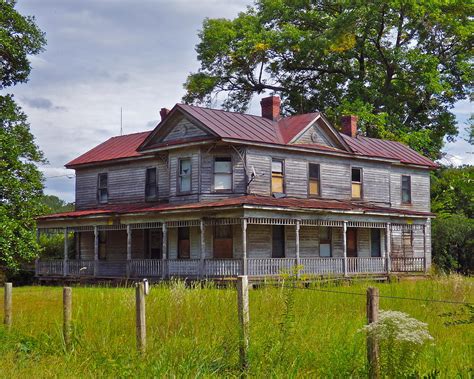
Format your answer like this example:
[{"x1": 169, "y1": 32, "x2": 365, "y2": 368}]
[{"x1": 178, "y1": 103, "x2": 276, "y2": 122}]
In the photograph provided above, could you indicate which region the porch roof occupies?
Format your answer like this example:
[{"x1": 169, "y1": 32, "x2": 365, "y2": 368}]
[{"x1": 37, "y1": 195, "x2": 433, "y2": 221}]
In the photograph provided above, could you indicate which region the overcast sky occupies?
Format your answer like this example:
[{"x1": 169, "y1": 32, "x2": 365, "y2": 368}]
[{"x1": 7, "y1": 0, "x2": 473, "y2": 202}]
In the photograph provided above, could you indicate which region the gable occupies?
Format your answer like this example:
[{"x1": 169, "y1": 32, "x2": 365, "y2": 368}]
[
  {"x1": 291, "y1": 119, "x2": 343, "y2": 149},
  {"x1": 162, "y1": 117, "x2": 209, "y2": 142}
]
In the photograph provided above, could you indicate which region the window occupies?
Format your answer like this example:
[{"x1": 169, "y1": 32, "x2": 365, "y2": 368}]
[
  {"x1": 319, "y1": 227, "x2": 332, "y2": 257},
  {"x1": 271, "y1": 159, "x2": 284, "y2": 194},
  {"x1": 401, "y1": 175, "x2": 411, "y2": 204},
  {"x1": 213, "y1": 157, "x2": 232, "y2": 191},
  {"x1": 178, "y1": 158, "x2": 191, "y2": 193},
  {"x1": 371, "y1": 229, "x2": 381, "y2": 257},
  {"x1": 351, "y1": 167, "x2": 362, "y2": 199},
  {"x1": 177, "y1": 227, "x2": 190, "y2": 259},
  {"x1": 308, "y1": 163, "x2": 320, "y2": 196},
  {"x1": 145, "y1": 168, "x2": 158, "y2": 200},
  {"x1": 97, "y1": 173, "x2": 108, "y2": 203},
  {"x1": 272, "y1": 225, "x2": 285, "y2": 258},
  {"x1": 214, "y1": 225, "x2": 233, "y2": 258}
]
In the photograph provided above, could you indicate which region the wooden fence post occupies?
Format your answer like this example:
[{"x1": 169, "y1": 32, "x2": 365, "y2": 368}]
[
  {"x1": 63, "y1": 287, "x2": 72, "y2": 352},
  {"x1": 367, "y1": 287, "x2": 380, "y2": 379},
  {"x1": 237, "y1": 275, "x2": 249, "y2": 371},
  {"x1": 4, "y1": 282, "x2": 12, "y2": 330},
  {"x1": 136, "y1": 282, "x2": 146, "y2": 353}
]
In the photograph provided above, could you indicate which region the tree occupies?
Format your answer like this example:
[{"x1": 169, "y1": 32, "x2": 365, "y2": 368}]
[
  {"x1": 40, "y1": 195, "x2": 74, "y2": 215},
  {"x1": 184, "y1": 0, "x2": 473, "y2": 160},
  {"x1": 0, "y1": 1, "x2": 46, "y2": 270}
]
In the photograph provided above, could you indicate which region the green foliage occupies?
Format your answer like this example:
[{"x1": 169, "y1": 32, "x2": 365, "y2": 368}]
[
  {"x1": 184, "y1": 0, "x2": 473, "y2": 159},
  {"x1": 0, "y1": 278, "x2": 472, "y2": 377},
  {"x1": 431, "y1": 215, "x2": 474, "y2": 275},
  {"x1": 40, "y1": 195, "x2": 74, "y2": 215},
  {"x1": 0, "y1": 1, "x2": 46, "y2": 270}
]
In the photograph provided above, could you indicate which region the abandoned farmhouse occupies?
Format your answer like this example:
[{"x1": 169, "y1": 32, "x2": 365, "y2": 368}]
[{"x1": 36, "y1": 96, "x2": 437, "y2": 279}]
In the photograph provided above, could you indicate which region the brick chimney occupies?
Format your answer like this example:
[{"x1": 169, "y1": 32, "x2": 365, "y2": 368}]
[
  {"x1": 340, "y1": 115, "x2": 358, "y2": 137},
  {"x1": 260, "y1": 95, "x2": 281, "y2": 121},
  {"x1": 160, "y1": 108, "x2": 170, "y2": 121}
]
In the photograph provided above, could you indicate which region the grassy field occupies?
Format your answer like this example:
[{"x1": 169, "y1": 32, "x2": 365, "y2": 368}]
[{"x1": 0, "y1": 276, "x2": 472, "y2": 378}]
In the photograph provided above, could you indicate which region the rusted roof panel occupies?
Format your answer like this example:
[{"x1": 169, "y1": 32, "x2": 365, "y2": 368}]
[{"x1": 38, "y1": 195, "x2": 433, "y2": 221}]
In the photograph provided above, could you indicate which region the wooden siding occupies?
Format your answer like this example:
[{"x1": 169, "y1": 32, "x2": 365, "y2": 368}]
[
  {"x1": 168, "y1": 148, "x2": 200, "y2": 203},
  {"x1": 390, "y1": 167, "x2": 431, "y2": 212},
  {"x1": 292, "y1": 120, "x2": 338, "y2": 147},
  {"x1": 163, "y1": 118, "x2": 208, "y2": 142}
]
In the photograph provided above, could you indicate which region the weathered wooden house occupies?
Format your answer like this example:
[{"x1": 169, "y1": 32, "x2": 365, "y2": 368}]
[{"x1": 36, "y1": 96, "x2": 437, "y2": 279}]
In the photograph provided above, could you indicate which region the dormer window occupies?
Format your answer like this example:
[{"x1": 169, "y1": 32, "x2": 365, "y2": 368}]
[
  {"x1": 145, "y1": 167, "x2": 158, "y2": 200},
  {"x1": 271, "y1": 159, "x2": 284, "y2": 194},
  {"x1": 97, "y1": 173, "x2": 108, "y2": 204},
  {"x1": 213, "y1": 157, "x2": 232, "y2": 192},
  {"x1": 351, "y1": 167, "x2": 362, "y2": 199},
  {"x1": 178, "y1": 158, "x2": 191, "y2": 193}
]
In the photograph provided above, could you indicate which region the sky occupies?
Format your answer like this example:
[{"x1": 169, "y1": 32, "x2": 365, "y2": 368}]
[{"x1": 6, "y1": 0, "x2": 473, "y2": 203}]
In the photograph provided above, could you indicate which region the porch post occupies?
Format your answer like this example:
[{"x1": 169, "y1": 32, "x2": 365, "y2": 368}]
[
  {"x1": 200, "y1": 219, "x2": 206, "y2": 278},
  {"x1": 295, "y1": 220, "x2": 301, "y2": 277},
  {"x1": 63, "y1": 228, "x2": 69, "y2": 277},
  {"x1": 161, "y1": 223, "x2": 167, "y2": 279},
  {"x1": 423, "y1": 223, "x2": 428, "y2": 273},
  {"x1": 385, "y1": 223, "x2": 391, "y2": 273},
  {"x1": 94, "y1": 226, "x2": 99, "y2": 277},
  {"x1": 35, "y1": 228, "x2": 40, "y2": 275},
  {"x1": 342, "y1": 221, "x2": 348, "y2": 277},
  {"x1": 126, "y1": 224, "x2": 132, "y2": 278},
  {"x1": 242, "y1": 218, "x2": 248, "y2": 276}
]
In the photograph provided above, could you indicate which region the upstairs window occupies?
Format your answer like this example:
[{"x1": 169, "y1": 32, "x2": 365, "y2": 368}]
[
  {"x1": 351, "y1": 167, "x2": 362, "y2": 199},
  {"x1": 401, "y1": 175, "x2": 411, "y2": 204},
  {"x1": 213, "y1": 157, "x2": 232, "y2": 191},
  {"x1": 271, "y1": 159, "x2": 284, "y2": 194},
  {"x1": 178, "y1": 158, "x2": 191, "y2": 193},
  {"x1": 97, "y1": 173, "x2": 108, "y2": 204},
  {"x1": 308, "y1": 163, "x2": 320, "y2": 196},
  {"x1": 145, "y1": 168, "x2": 158, "y2": 200}
]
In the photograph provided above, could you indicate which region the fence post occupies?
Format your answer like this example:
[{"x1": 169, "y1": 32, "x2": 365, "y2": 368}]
[
  {"x1": 237, "y1": 275, "x2": 249, "y2": 371},
  {"x1": 367, "y1": 287, "x2": 380, "y2": 379},
  {"x1": 136, "y1": 282, "x2": 146, "y2": 353},
  {"x1": 63, "y1": 287, "x2": 72, "y2": 352},
  {"x1": 4, "y1": 282, "x2": 12, "y2": 330}
]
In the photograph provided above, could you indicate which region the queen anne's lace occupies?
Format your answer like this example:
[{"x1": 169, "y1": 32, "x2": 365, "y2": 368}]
[{"x1": 363, "y1": 310, "x2": 434, "y2": 345}]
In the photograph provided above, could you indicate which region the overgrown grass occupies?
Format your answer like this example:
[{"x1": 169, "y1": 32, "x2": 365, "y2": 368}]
[{"x1": 0, "y1": 276, "x2": 472, "y2": 378}]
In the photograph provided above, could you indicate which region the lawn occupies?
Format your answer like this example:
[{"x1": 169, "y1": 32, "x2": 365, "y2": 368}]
[{"x1": 0, "y1": 276, "x2": 472, "y2": 378}]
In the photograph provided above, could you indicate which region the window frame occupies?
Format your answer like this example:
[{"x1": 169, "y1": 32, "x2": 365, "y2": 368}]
[
  {"x1": 212, "y1": 156, "x2": 233, "y2": 193},
  {"x1": 319, "y1": 226, "x2": 332, "y2": 257},
  {"x1": 350, "y1": 166, "x2": 363, "y2": 200},
  {"x1": 97, "y1": 172, "x2": 108, "y2": 204},
  {"x1": 177, "y1": 157, "x2": 192, "y2": 195},
  {"x1": 271, "y1": 158, "x2": 285, "y2": 195},
  {"x1": 177, "y1": 226, "x2": 190, "y2": 259},
  {"x1": 401, "y1": 175, "x2": 412, "y2": 204},
  {"x1": 145, "y1": 167, "x2": 158, "y2": 201},
  {"x1": 308, "y1": 162, "x2": 321, "y2": 198},
  {"x1": 370, "y1": 229, "x2": 382, "y2": 258}
]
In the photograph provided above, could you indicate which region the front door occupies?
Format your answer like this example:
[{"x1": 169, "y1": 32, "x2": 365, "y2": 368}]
[
  {"x1": 347, "y1": 228, "x2": 358, "y2": 257},
  {"x1": 272, "y1": 225, "x2": 285, "y2": 258},
  {"x1": 214, "y1": 225, "x2": 233, "y2": 258},
  {"x1": 149, "y1": 229, "x2": 162, "y2": 259},
  {"x1": 177, "y1": 227, "x2": 190, "y2": 259}
]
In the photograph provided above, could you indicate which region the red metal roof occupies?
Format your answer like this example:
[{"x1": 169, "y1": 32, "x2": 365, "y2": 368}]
[
  {"x1": 65, "y1": 103, "x2": 437, "y2": 169},
  {"x1": 66, "y1": 131, "x2": 151, "y2": 167},
  {"x1": 38, "y1": 195, "x2": 433, "y2": 221},
  {"x1": 341, "y1": 135, "x2": 438, "y2": 168}
]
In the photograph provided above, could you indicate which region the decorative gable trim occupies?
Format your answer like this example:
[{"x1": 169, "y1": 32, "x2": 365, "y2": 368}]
[{"x1": 138, "y1": 105, "x2": 218, "y2": 152}]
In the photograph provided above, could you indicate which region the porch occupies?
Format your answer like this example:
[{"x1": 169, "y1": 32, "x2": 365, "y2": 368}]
[{"x1": 35, "y1": 216, "x2": 429, "y2": 279}]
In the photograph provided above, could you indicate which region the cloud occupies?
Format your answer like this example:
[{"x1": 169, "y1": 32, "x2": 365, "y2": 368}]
[{"x1": 21, "y1": 96, "x2": 66, "y2": 111}]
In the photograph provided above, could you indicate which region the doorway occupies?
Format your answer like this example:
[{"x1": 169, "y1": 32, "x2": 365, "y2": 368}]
[{"x1": 346, "y1": 228, "x2": 358, "y2": 257}]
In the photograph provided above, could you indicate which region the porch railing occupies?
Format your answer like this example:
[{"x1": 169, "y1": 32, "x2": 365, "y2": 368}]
[{"x1": 35, "y1": 257, "x2": 426, "y2": 278}]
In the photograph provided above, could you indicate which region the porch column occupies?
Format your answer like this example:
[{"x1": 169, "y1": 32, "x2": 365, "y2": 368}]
[
  {"x1": 342, "y1": 221, "x2": 348, "y2": 277},
  {"x1": 295, "y1": 220, "x2": 301, "y2": 277},
  {"x1": 126, "y1": 224, "x2": 132, "y2": 278},
  {"x1": 423, "y1": 223, "x2": 428, "y2": 273},
  {"x1": 161, "y1": 223, "x2": 167, "y2": 279},
  {"x1": 63, "y1": 228, "x2": 69, "y2": 277},
  {"x1": 35, "y1": 229, "x2": 40, "y2": 275},
  {"x1": 94, "y1": 226, "x2": 99, "y2": 276},
  {"x1": 385, "y1": 223, "x2": 391, "y2": 273},
  {"x1": 200, "y1": 219, "x2": 206, "y2": 278},
  {"x1": 242, "y1": 218, "x2": 248, "y2": 276}
]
